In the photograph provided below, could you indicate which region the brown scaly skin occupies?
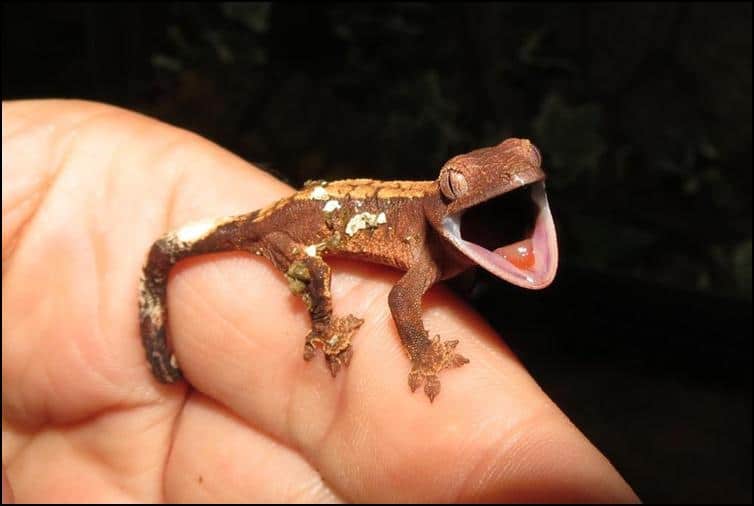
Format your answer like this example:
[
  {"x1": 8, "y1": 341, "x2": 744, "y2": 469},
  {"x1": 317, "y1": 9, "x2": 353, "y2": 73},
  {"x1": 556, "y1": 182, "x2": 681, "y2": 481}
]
[{"x1": 139, "y1": 138, "x2": 553, "y2": 402}]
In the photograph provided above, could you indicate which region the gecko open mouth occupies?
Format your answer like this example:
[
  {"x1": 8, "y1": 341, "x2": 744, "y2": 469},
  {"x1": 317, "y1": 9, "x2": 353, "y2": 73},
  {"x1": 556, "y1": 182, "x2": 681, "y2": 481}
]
[{"x1": 441, "y1": 181, "x2": 558, "y2": 289}]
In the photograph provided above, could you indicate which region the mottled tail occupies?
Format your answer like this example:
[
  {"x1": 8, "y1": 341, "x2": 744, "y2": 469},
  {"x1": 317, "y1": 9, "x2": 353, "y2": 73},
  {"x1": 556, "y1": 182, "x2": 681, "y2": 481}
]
[
  {"x1": 138, "y1": 212, "x2": 260, "y2": 383},
  {"x1": 139, "y1": 239, "x2": 184, "y2": 383}
]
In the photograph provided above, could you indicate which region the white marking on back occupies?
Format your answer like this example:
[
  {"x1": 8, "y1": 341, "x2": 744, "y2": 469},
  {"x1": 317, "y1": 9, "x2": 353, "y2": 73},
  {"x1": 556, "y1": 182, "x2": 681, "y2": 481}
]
[
  {"x1": 310, "y1": 186, "x2": 329, "y2": 200},
  {"x1": 345, "y1": 211, "x2": 388, "y2": 237},
  {"x1": 175, "y1": 218, "x2": 217, "y2": 243},
  {"x1": 323, "y1": 200, "x2": 341, "y2": 213},
  {"x1": 304, "y1": 244, "x2": 318, "y2": 257}
]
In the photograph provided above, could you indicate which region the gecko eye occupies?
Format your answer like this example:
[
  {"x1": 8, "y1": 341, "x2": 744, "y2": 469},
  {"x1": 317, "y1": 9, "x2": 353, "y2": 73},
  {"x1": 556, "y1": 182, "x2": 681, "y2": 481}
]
[{"x1": 440, "y1": 169, "x2": 468, "y2": 200}]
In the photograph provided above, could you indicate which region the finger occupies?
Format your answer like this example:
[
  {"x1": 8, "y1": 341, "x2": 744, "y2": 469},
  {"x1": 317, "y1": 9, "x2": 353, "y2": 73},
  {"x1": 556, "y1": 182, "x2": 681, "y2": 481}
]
[
  {"x1": 166, "y1": 392, "x2": 343, "y2": 503},
  {"x1": 2, "y1": 99, "x2": 289, "y2": 424},
  {"x1": 1, "y1": 100, "x2": 290, "y2": 503},
  {"x1": 171, "y1": 254, "x2": 638, "y2": 502},
  {"x1": 3, "y1": 402, "x2": 184, "y2": 502}
]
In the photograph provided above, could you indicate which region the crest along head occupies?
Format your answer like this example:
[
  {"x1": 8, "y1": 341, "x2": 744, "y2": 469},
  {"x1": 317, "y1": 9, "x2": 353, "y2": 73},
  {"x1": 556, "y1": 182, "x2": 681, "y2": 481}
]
[{"x1": 438, "y1": 138, "x2": 546, "y2": 214}]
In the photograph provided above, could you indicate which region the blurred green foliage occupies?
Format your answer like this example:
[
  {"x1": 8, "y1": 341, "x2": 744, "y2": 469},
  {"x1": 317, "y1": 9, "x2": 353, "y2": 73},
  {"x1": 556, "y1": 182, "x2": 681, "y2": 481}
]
[
  {"x1": 141, "y1": 3, "x2": 751, "y2": 300},
  {"x1": 4, "y1": 2, "x2": 749, "y2": 300}
]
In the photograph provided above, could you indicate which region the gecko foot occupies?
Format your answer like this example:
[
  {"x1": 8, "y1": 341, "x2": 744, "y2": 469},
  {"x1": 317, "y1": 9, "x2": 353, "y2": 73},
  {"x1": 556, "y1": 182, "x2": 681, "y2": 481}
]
[
  {"x1": 407, "y1": 335, "x2": 469, "y2": 402},
  {"x1": 304, "y1": 314, "x2": 364, "y2": 377}
]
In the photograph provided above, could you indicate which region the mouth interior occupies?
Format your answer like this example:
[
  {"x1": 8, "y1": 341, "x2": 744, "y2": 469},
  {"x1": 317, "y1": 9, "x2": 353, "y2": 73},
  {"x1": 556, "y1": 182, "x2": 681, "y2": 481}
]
[
  {"x1": 460, "y1": 184, "x2": 539, "y2": 265},
  {"x1": 442, "y1": 181, "x2": 558, "y2": 289}
]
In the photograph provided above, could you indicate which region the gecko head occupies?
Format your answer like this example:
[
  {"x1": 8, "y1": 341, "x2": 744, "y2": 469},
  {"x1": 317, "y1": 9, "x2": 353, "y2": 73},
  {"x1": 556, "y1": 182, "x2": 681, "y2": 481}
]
[{"x1": 432, "y1": 138, "x2": 558, "y2": 289}]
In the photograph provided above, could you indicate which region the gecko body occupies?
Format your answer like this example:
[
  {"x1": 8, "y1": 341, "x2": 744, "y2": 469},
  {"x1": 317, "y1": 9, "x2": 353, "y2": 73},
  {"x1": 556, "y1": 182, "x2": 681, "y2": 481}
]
[{"x1": 139, "y1": 138, "x2": 558, "y2": 401}]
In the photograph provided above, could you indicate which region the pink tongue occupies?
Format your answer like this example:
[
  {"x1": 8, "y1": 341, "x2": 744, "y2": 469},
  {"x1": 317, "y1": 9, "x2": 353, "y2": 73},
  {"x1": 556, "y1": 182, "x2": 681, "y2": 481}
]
[{"x1": 495, "y1": 239, "x2": 535, "y2": 271}]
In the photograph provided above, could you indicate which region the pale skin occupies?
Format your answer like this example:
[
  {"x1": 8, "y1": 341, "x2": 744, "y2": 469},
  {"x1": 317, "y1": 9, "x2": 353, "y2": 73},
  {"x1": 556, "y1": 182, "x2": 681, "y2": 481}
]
[{"x1": 1, "y1": 100, "x2": 639, "y2": 503}]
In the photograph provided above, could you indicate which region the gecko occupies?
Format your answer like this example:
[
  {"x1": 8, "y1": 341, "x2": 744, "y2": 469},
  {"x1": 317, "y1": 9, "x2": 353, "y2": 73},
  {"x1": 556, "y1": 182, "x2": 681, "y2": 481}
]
[{"x1": 139, "y1": 137, "x2": 558, "y2": 401}]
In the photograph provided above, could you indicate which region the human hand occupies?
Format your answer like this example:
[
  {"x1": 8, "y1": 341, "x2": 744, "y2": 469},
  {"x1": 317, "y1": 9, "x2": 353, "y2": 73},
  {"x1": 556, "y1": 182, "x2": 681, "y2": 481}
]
[{"x1": 2, "y1": 100, "x2": 639, "y2": 502}]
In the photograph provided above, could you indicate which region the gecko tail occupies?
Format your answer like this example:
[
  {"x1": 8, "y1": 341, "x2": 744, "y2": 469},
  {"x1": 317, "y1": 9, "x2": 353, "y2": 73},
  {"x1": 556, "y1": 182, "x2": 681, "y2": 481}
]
[
  {"x1": 138, "y1": 211, "x2": 262, "y2": 383},
  {"x1": 139, "y1": 240, "x2": 183, "y2": 383}
]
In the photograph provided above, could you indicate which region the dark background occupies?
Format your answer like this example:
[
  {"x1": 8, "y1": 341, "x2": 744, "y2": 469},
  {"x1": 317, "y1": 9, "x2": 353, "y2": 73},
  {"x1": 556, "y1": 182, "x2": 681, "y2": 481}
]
[{"x1": 3, "y1": 2, "x2": 751, "y2": 503}]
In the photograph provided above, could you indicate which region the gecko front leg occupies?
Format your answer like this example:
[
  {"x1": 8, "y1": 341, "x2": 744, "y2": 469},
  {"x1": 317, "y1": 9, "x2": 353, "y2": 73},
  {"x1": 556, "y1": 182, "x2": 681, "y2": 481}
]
[
  {"x1": 388, "y1": 254, "x2": 469, "y2": 402},
  {"x1": 262, "y1": 232, "x2": 364, "y2": 376}
]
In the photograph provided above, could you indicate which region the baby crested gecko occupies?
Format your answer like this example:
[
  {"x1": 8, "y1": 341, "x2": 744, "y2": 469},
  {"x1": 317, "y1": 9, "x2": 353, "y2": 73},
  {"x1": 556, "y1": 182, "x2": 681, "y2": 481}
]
[{"x1": 139, "y1": 138, "x2": 558, "y2": 401}]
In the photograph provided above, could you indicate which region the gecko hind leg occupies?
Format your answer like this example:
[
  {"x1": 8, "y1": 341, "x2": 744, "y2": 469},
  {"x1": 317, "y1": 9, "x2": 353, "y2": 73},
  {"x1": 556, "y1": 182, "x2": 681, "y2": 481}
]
[{"x1": 263, "y1": 233, "x2": 364, "y2": 377}]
